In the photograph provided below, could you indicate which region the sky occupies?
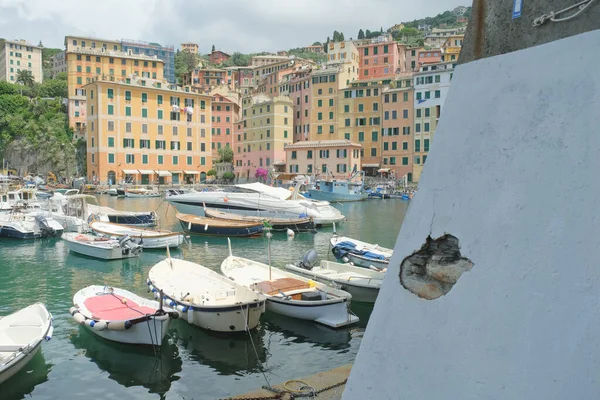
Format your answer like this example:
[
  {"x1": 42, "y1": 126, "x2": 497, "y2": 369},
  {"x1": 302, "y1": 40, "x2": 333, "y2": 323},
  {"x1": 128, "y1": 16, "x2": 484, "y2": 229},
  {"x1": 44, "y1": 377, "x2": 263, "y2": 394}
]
[{"x1": 0, "y1": 0, "x2": 469, "y2": 53}]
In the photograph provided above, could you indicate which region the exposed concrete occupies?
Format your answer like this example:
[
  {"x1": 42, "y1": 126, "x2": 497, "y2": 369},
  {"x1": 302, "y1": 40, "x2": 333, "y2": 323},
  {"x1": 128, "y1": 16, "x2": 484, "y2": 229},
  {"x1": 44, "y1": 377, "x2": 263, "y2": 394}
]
[
  {"x1": 461, "y1": 0, "x2": 600, "y2": 63},
  {"x1": 400, "y1": 234, "x2": 473, "y2": 300},
  {"x1": 344, "y1": 30, "x2": 600, "y2": 400},
  {"x1": 231, "y1": 364, "x2": 351, "y2": 399}
]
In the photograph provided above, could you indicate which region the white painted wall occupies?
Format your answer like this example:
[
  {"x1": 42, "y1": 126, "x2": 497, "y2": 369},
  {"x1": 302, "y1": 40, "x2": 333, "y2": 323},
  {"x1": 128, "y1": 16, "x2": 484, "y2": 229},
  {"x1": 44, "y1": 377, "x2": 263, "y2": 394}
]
[{"x1": 344, "y1": 30, "x2": 600, "y2": 400}]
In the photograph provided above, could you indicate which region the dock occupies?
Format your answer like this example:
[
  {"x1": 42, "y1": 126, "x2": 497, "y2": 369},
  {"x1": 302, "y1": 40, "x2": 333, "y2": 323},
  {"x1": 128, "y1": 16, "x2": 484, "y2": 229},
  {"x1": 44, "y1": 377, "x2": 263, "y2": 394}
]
[{"x1": 229, "y1": 364, "x2": 351, "y2": 400}]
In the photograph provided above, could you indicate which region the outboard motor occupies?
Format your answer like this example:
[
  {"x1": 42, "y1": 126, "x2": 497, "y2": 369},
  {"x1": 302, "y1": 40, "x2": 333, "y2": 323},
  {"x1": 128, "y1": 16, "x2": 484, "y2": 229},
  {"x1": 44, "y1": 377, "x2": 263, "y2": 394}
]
[
  {"x1": 35, "y1": 215, "x2": 56, "y2": 238},
  {"x1": 119, "y1": 234, "x2": 143, "y2": 256},
  {"x1": 297, "y1": 249, "x2": 319, "y2": 270}
]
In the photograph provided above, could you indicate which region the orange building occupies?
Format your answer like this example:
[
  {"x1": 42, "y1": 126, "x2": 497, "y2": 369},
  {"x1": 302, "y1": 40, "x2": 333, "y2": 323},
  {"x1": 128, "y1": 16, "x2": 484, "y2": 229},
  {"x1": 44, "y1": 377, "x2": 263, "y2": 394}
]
[
  {"x1": 84, "y1": 75, "x2": 212, "y2": 185},
  {"x1": 209, "y1": 50, "x2": 230, "y2": 65},
  {"x1": 417, "y1": 49, "x2": 443, "y2": 67},
  {"x1": 358, "y1": 39, "x2": 400, "y2": 80}
]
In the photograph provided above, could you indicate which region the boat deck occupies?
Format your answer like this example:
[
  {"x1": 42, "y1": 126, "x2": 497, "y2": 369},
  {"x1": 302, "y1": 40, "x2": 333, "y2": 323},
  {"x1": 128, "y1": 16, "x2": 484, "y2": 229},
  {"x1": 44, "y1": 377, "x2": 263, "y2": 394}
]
[
  {"x1": 84, "y1": 294, "x2": 156, "y2": 320},
  {"x1": 254, "y1": 278, "x2": 311, "y2": 296}
]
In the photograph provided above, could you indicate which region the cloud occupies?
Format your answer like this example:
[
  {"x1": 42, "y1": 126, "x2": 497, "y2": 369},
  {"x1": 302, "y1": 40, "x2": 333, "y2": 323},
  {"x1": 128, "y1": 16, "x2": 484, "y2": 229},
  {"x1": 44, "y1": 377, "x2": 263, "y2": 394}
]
[{"x1": 0, "y1": 0, "x2": 468, "y2": 51}]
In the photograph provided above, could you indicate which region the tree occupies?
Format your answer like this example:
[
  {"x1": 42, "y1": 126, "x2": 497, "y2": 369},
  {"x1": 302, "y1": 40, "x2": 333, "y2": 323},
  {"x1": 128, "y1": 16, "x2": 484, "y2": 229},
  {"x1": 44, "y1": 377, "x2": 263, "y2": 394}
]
[
  {"x1": 230, "y1": 52, "x2": 251, "y2": 66},
  {"x1": 0, "y1": 82, "x2": 17, "y2": 96},
  {"x1": 339, "y1": 32, "x2": 345, "y2": 41},
  {"x1": 207, "y1": 169, "x2": 216, "y2": 176},
  {"x1": 211, "y1": 44, "x2": 215, "y2": 52},
  {"x1": 358, "y1": 29, "x2": 365, "y2": 39},
  {"x1": 312, "y1": 41, "x2": 321, "y2": 46},
  {"x1": 333, "y1": 31, "x2": 340, "y2": 42},
  {"x1": 38, "y1": 79, "x2": 68, "y2": 98},
  {"x1": 38, "y1": 41, "x2": 43, "y2": 47},
  {"x1": 222, "y1": 171, "x2": 235, "y2": 182},
  {"x1": 381, "y1": 26, "x2": 384, "y2": 32},
  {"x1": 365, "y1": 29, "x2": 371, "y2": 38},
  {"x1": 216, "y1": 146, "x2": 234, "y2": 163},
  {"x1": 174, "y1": 50, "x2": 199, "y2": 83},
  {"x1": 16, "y1": 70, "x2": 35, "y2": 87}
]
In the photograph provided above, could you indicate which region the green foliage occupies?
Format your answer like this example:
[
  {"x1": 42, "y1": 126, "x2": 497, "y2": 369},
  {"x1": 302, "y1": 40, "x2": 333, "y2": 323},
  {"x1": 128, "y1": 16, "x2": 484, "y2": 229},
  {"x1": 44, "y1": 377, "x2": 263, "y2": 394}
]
[
  {"x1": 174, "y1": 50, "x2": 200, "y2": 83},
  {"x1": 0, "y1": 81, "x2": 17, "y2": 96},
  {"x1": 211, "y1": 44, "x2": 216, "y2": 52},
  {"x1": 16, "y1": 70, "x2": 35, "y2": 87},
  {"x1": 55, "y1": 72, "x2": 67, "y2": 81},
  {"x1": 332, "y1": 31, "x2": 345, "y2": 42},
  {"x1": 221, "y1": 52, "x2": 252, "y2": 67},
  {"x1": 207, "y1": 169, "x2": 216, "y2": 176},
  {"x1": 358, "y1": 29, "x2": 365, "y2": 39},
  {"x1": 403, "y1": 8, "x2": 470, "y2": 29},
  {"x1": 41, "y1": 47, "x2": 62, "y2": 80},
  {"x1": 222, "y1": 171, "x2": 235, "y2": 181},
  {"x1": 216, "y1": 146, "x2": 234, "y2": 163},
  {"x1": 38, "y1": 79, "x2": 68, "y2": 98},
  {"x1": 287, "y1": 49, "x2": 327, "y2": 63},
  {"x1": 312, "y1": 41, "x2": 321, "y2": 46}
]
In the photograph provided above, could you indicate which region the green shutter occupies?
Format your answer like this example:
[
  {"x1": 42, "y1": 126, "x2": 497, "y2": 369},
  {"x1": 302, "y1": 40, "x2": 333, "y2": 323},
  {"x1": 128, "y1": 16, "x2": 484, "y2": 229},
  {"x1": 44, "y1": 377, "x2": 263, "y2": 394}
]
[{"x1": 107, "y1": 105, "x2": 114, "y2": 115}]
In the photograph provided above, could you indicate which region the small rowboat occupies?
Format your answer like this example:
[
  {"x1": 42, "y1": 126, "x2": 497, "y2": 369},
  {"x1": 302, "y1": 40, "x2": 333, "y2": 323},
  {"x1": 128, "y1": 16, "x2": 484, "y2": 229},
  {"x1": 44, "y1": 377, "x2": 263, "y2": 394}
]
[
  {"x1": 0, "y1": 303, "x2": 53, "y2": 385},
  {"x1": 221, "y1": 241, "x2": 358, "y2": 328},
  {"x1": 70, "y1": 286, "x2": 178, "y2": 346},
  {"x1": 203, "y1": 207, "x2": 315, "y2": 233},
  {"x1": 89, "y1": 221, "x2": 185, "y2": 249},
  {"x1": 176, "y1": 213, "x2": 263, "y2": 237},
  {"x1": 285, "y1": 254, "x2": 383, "y2": 303},
  {"x1": 62, "y1": 232, "x2": 143, "y2": 260}
]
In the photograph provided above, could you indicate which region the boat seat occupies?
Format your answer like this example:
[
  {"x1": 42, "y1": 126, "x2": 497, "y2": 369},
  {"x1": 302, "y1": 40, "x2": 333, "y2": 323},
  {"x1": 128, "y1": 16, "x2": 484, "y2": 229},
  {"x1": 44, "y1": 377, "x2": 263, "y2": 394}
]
[
  {"x1": 84, "y1": 294, "x2": 156, "y2": 321},
  {"x1": 254, "y1": 278, "x2": 310, "y2": 296}
]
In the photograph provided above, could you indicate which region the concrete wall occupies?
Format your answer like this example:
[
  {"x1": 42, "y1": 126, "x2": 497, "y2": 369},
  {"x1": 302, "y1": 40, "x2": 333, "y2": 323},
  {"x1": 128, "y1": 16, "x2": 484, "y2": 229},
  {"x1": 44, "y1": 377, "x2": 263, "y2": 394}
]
[{"x1": 344, "y1": 30, "x2": 600, "y2": 399}]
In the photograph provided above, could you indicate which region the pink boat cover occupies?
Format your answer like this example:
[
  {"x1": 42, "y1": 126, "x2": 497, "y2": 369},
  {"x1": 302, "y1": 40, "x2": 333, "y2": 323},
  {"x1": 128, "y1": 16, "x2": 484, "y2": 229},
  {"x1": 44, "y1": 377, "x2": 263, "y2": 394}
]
[{"x1": 84, "y1": 294, "x2": 156, "y2": 321}]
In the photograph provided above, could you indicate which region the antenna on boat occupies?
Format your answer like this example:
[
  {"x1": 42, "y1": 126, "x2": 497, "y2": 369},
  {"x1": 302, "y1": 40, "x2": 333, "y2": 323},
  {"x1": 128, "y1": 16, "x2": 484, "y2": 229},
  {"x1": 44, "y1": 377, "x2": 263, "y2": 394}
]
[
  {"x1": 266, "y1": 226, "x2": 273, "y2": 281},
  {"x1": 227, "y1": 237, "x2": 232, "y2": 256}
]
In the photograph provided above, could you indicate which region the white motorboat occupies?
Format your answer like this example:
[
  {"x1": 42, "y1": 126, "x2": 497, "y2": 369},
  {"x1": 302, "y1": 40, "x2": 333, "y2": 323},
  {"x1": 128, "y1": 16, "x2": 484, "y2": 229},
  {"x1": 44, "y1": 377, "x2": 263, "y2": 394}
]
[
  {"x1": 89, "y1": 221, "x2": 185, "y2": 249},
  {"x1": 125, "y1": 188, "x2": 161, "y2": 198},
  {"x1": 221, "y1": 242, "x2": 358, "y2": 328},
  {"x1": 330, "y1": 235, "x2": 392, "y2": 270},
  {"x1": 40, "y1": 193, "x2": 96, "y2": 233},
  {"x1": 62, "y1": 232, "x2": 143, "y2": 260},
  {"x1": 166, "y1": 182, "x2": 344, "y2": 226},
  {"x1": 87, "y1": 204, "x2": 158, "y2": 227},
  {"x1": 70, "y1": 286, "x2": 177, "y2": 346},
  {"x1": 284, "y1": 251, "x2": 383, "y2": 303},
  {"x1": 0, "y1": 303, "x2": 53, "y2": 385},
  {"x1": 0, "y1": 212, "x2": 64, "y2": 239},
  {"x1": 147, "y1": 256, "x2": 266, "y2": 333}
]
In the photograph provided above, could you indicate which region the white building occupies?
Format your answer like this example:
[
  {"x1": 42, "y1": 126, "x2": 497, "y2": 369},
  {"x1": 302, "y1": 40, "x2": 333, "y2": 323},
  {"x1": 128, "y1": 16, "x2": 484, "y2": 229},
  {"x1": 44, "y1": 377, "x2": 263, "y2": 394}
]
[
  {"x1": 412, "y1": 61, "x2": 454, "y2": 181},
  {"x1": 0, "y1": 39, "x2": 44, "y2": 83}
]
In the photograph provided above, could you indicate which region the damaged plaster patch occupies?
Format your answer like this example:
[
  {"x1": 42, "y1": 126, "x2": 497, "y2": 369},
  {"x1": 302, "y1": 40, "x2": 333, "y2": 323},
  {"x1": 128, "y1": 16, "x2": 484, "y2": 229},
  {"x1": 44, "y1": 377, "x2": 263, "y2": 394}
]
[{"x1": 400, "y1": 234, "x2": 473, "y2": 300}]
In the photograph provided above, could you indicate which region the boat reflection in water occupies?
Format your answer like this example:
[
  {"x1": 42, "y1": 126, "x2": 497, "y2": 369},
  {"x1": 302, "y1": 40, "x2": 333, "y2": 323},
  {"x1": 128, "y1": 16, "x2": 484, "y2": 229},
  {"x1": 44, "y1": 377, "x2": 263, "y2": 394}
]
[
  {"x1": 170, "y1": 320, "x2": 267, "y2": 375},
  {"x1": 70, "y1": 327, "x2": 182, "y2": 395},
  {"x1": 0, "y1": 351, "x2": 51, "y2": 399}
]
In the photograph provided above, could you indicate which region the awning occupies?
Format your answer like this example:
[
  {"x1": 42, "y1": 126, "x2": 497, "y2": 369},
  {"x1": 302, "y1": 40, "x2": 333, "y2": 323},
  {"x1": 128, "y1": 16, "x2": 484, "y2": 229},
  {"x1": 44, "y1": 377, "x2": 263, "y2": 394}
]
[
  {"x1": 378, "y1": 168, "x2": 391, "y2": 173},
  {"x1": 171, "y1": 171, "x2": 182, "y2": 174},
  {"x1": 184, "y1": 171, "x2": 200, "y2": 175},
  {"x1": 156, "y1": 170, "x2": 172, "y2": 177},
  {"x1": 138, "y1": 170, "x2": 154, "y2": 175},
  {"x1": 273, "y1": 161, "x2": 286, "y2": 166},
  {"x1": 362, "y1": 164, "x2": 380, "y2": 168},
  {"x1": 122, "y1": 169, "x2": 139, "y2": 174}
]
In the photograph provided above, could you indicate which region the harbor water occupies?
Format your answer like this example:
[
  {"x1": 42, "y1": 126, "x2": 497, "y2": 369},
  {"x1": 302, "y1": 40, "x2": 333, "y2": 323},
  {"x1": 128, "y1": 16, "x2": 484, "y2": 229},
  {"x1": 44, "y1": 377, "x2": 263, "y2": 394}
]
[{"x1": 0, "y1": 196, "x2": 409, "y2": 399}]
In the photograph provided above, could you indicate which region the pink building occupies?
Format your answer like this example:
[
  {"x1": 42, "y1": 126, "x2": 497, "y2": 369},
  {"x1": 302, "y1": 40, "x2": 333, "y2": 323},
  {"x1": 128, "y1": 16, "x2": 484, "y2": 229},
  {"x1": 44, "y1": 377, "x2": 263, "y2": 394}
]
[
  {"x1": 211, "y1": 94, "x2": 239, "y2": 159},
  {"x1": 289, "y1": 68, "x2": 312, "y2": 143},
  {"x1": 358, "y1": 40, "x2": 400, "y2": 80},
  {"x1": 209, "y1": 50, "x2": 230, "y2": 65},
  {"x1": 417, "y1": 49, "x2": 442, "y2": 67},
  {"x1": 183, "y1": 68, "x2": 229, "y2": 93},
  {"x1": 405, "y1": 47, "x2": 424, "y2": 72},
  {"x1": 284, "y1": 140, "x2": 362, "y2": 178}
]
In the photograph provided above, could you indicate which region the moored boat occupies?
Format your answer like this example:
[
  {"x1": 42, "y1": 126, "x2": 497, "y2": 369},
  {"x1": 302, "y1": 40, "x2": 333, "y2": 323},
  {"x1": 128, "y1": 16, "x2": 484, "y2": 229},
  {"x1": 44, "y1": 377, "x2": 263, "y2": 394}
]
[
  {"x1": 176, "y1": 213, "x2": 263, "y2": 237},
  {"x1": 89, "y1": 221, "x2": 184, "y2": 249},
  {"x1": 87, "y1": 204, "x2": 158, "y2": 227},
  {"x1": 221, "y1": 242, "x2": 358, "y2": 328},
  {"x1": 330, "y1": 234, "x2": 392, "y2": 270},
  {"x1": 204, "y1": 207, "x2": 315, "y2": 233},
  {"x1": 0, "y1": 212, "x2": 63, "y2": 239},
  {"x1": 0, "y1": 303, "x2": 53, "y2": 385},
  {"x1": 285, "y1": 251, "x2": 383, "y2": 303},
  {"x1": 62, "y1": 232, "x2": 143, "y2": 260},
  {"x1": 70, "y1": 286, "x2": 177, "y2": 346},
  {"x1": 147, "y1": 257, "x2": 266, "y2": 333},
  {"x1": 125, "y1": 188, "x2": 161, "y2": 198}
]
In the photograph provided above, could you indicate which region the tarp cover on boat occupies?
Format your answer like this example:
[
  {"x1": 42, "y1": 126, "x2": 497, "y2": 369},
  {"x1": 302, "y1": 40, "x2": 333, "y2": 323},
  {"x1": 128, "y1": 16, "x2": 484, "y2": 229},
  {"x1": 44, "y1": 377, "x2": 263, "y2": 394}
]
[
  {"x1": 331, "y1": 241, "x2": 387, "y2": 260},
  {"x1": 235, "y1": 182, "x2": 294, "y2": 200}
]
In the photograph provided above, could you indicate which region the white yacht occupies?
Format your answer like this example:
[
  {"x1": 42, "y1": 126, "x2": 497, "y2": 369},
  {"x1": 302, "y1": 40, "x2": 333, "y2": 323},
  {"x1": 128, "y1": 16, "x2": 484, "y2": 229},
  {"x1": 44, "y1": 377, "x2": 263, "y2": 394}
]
[{"x1": 166, "y1": 182, "x2": 344, "y2": 226}]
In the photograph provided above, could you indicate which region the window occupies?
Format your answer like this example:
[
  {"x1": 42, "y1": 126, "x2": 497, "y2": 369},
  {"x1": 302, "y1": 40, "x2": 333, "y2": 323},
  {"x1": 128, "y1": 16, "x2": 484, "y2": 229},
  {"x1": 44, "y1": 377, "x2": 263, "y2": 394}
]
[
  {"x1": 284, "y1": 130, "x2": 288, "y2": 138},
  {"x1": 107, "y1": 88, "x2": 113, "y2": 99},
  {"x1": 125, "y1": 106, "x2": 131, "y2": 117},
  {"x1": 424, "y1": 139, "x2": 430, "y2": 152},
  {"x1": 416, "y1": 109, "x2": 422, "y2": 118},
  {"x1": 403, "y1": 142, "x2": 408, "y2": 150},
  {"x1": 416, "y1": 123, "x2": 421, "y2": 133},
  {"x1": 126, "y1": 154, "x2": 135, "y2": 164},
  {"x1": 172, "y1": 156, "x2": 179, "y2": 165},
  {"x1": 307, "y1": 150, "x2": 313, "y2": 159},
  {"x1": 425, "y1": 108, "x2": 430, "y2": 117},
  {"x1": 373, "y1": 103, "x2": 379, "y2": 111},
  {"x1": 107, "y1": 105, "x2": 114, "y2": 115},
  {"x1": 344, "y1": 133, "x2": 350, "y2": 140},
  {"x1": 384, "y1": 111, "x2": 389, "y2": 120},
  {"x1": 384, "y1": 142, "x2": 389, "y2": 151},
  {"x1": 329, "y1": 112, "x2": 334, "y2": 120},
  {"x1": 364, "y1": 48, "x2": 369, "y2": 56},
  {"x1": 107, "y1": 121, "x2": 115, "y2": 131},
  {"x1": 372, "y1": 131, "x2": 378, "y2": 142},
  {"x1": 392, "y1": 110, "x2": 398, "y2": 120},
  {"x1": 358, "y1": 132, "x2": 364, "y2": 142},
  {"x1": 155, "y1": 140, "x2": 166, "y2": 149},
  {"x1": 425, "y1": 123, "x2": 430, "y2": 132},
  {"x1": 108, "y1": 153, "x2": 115, "y2": 163},
  {"x1": 403, "y1": 110, "x2": 409, "y2": 119},
  {"x1": 344, "y1": 105, "x2": 349, "y2": 113},
  {"x1": 77, "y1": 77, "x2": 82, "y2": 85},
  {"x1": 142, "y1": 108, "x2": 148, "y2": 118},
  {"x1": 425, "y1": 91, "x2": 431, "y2": 100},
  {"x1": 317, "y1": 112, "x2": 322, "y2": 121},
  {"x1": 142, "y1": 154, "x2": 149, "y2": 164},
  {"x1": 317, "y1": 126, "x2": 323, "y2": 134},
  {"x1": 435, "y1": 75, "x2": 441, "y2": 83},
  {"x1": 402, "y1": 157, "x2": 409, "y2": 166},
  {"x1": 173, "y1": 126, "x2": 179, "y2": 136},
  {"x1": 186, "y1": 156, "x2": 193, "y2": 166},
  {"x1": 435, "y1": 90, "x2": 441, "y2": 99},
  {"x1": 329, "y1": 99, "x2": 334, "y2": 107},
  {"x1": 317, "y1": 99, "x2": 322, "y2": 107},
  {"x1": 157, "y1": 95, "x2": 163, "y2": 104},
  {"x1": 371, "y1": 148, "x2": 377, "y2": 157},
  {"x1": 291, "y1": 151, "x2": 297, "y2": 160},
  {"x1": 416, "y1": 92, "x2": 422, "y2": 100},
  {"x1": 415, "y1": 139, "x2": 421, "y2": 152},
  {"x1": 158, "y1": 155, "x2": 164, "y2": 165},
  {"x1": 158, "y1": 110, "x2": 163, "y2": 119},
  {"x1": 125, "y1": 90, "x2": 131, "y2": 101}
]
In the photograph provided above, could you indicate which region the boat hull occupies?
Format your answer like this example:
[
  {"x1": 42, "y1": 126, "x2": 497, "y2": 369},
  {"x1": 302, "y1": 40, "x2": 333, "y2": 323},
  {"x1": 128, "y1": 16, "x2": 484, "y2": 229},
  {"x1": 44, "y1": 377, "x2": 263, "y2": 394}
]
[
  {"x1": 345, "y1": 254, "x2": 389, "y2": 270},
  {"x1": 125, "y1": 193, "x2": 161, "y2": 198},
  {"x1": 179, "y1": 219, "x2": 263, "y2": 237},
  {"x1": 82, "y1": 317, "x2": 171, "y2": 346},
  {"x1": 64, "y1": 237, "x2": 139, "y2": 260},
  {"x1": 308, "y1": 190, "x2": 368, "y2": 202},
  {"x1": 285, "y1": 269, "x2": 380, "y2": 303},
  {"x1": 0, "y1": 341, "x2": 42, "y2": 385},
  {"x1": 265, "y1": 297, "x2": 358, "y2": 328},
  {"x1": 107, "y1": 214, "x2": 157, "y2": 227},
  {"x1": 0, "y1": 224, "x2": 63, "y2": 239},
  {"x1": 89, "y1": 222, "x2": 184, "y2": 249}
]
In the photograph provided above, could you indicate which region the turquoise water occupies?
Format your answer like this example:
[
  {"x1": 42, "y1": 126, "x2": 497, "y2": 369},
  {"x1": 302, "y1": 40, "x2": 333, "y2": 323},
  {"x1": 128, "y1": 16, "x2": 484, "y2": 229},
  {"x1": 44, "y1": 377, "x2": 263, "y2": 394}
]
[{"x1": 0, "y1": 197, "x2": 409, "y2": 400}]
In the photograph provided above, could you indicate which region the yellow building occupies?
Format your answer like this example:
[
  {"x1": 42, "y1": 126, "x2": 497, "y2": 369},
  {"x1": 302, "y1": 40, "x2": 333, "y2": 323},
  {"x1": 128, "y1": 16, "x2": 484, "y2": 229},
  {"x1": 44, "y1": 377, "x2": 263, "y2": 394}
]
[
  {"x1": 84, "y1": 75, "x2": 212, "y2": 185},
  {"x1": 442, "y1": 35, "x2": 465, "y2": 62},
  {"x1": 235, "y1": 94, "x2": 293, "y2": 181},
  {"x1": 0, "y1": 39, "x2": 43, "y2": 83},
  {"x1": 337, "y1": 79, "x2": 390, "y2": 175},
  {"x1": 181, "y1": 42, "x2": 199, "y2": 54},
  {"x1": 326, "y1": 40, "x2": 360, "y2": 85},
  {"x1": 309, "y1": 64, "x2": 356, "y2": 142},
  {"x1": 65, "y1": 35, "x2": 165, "y2": 140}
]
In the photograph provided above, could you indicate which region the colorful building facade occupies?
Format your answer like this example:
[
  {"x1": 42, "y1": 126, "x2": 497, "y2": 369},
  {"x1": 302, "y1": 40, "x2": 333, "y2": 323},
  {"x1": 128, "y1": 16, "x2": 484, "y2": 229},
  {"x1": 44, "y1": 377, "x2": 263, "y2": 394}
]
[
  {"x1": 358, "y1": 38, "x2": 400, "y2": 80},
  {"x1": 284, "y1": 140, "x2": 362, "y2": 177},
  {"x1": 0, "y1": 39, "x2": 43, "y2": 83},
  {"x1": 211, "y1": 94, "x2": 239, "y2": 159}
]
